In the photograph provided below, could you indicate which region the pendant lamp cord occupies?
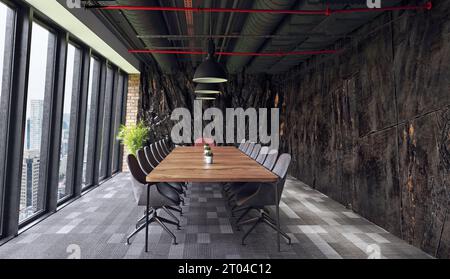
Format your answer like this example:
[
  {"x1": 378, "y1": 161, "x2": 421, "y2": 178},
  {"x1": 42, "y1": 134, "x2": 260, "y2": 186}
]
[{"x1": 207, "y1": 6, "x2": 214, "y2": 57}]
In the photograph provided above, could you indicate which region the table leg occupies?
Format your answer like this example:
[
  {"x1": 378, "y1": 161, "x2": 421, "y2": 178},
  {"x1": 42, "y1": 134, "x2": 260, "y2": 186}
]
[
  {"x1": 145, "y1": 185, "x2": 150, "y2": 252},
  {"x1": 275, "y1": 184, "x2": 280, "y2": 252}
]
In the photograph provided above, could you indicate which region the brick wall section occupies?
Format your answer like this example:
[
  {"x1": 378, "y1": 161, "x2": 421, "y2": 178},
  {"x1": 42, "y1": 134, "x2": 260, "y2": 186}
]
[{"x1": 122, "y1": 74, "x2": 140, "y2": 172}]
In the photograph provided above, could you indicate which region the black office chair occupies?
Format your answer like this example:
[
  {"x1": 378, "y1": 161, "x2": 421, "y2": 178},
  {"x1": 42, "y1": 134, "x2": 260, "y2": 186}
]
[
  {"x1": 225, "y1": 149, "x2": 278, "y2": 200},
  {"x1": 137, "y1": 149, "x2": 184, "y2": 215},
  {"x1": 233, "y1": 154, "x2": 292, "y2": 245},
  {"x1": 144, "y1": 146, "x2": 159, "y2": 169},
  {"x1": 238, "y1": 140, "x2": 246, "y2": 151},
  {"x1": 149, "y1": 144, "x2": 186, "y2": 198},
  {"x1": 255, "y1": 146, "x2": 269, "y2": 164},
  {"x1": 157, "y1": 140, "x2": 169, "y2": 157},
  {"x1": 155, "y1": 141, "x2": 168, "y2": 159},
  {"x1": 244, "y1": 142, "x2": 255, "y2": 156},
  {"x1": 161, "y1": 139, "x2": 171, "y2": 155},
  {"x1": 150, "y1": 143, "x2": 164, "y2": 163},
  {"x1": 126, "y1": 154, "x2": 181, "y2": 245},
  {"x1": 249, "y1": 144, "x2": 262, "y2": 160}
]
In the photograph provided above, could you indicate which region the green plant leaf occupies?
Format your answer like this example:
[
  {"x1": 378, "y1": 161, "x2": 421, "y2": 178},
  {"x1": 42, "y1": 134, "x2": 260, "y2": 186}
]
[{"x1": 117, "y1": 121, "x2": 149, "y2": 156}]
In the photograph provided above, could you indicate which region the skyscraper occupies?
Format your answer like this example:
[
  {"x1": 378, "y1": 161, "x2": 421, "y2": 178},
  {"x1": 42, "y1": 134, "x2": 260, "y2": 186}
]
[
  {"x1": 19, "y1": 149, "x2": 40, "y2": 221},
  {"x1": 29, "y1": 99, "x2": 44, "y2": 150}
]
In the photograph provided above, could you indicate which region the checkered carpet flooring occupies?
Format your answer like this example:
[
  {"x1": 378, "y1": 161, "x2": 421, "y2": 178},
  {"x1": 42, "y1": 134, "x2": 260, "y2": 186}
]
[{"x1": 0, "y1": 173, "x2": 431, "y2": 259}]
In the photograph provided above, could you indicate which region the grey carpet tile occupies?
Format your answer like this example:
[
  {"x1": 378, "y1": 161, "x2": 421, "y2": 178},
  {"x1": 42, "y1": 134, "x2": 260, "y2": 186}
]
[{"x1": 0, "y1": 172, "x2": 433, "y2": 259}]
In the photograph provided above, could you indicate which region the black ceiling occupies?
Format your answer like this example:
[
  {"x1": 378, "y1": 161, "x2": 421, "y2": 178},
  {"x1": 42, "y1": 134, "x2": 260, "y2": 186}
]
[{"x1": 93, "y1": 0, "x2": 404, "y2": 74}]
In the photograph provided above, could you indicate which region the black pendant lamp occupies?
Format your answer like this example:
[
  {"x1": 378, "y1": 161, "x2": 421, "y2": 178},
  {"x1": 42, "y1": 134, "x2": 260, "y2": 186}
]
[
  {"x1": 195, "y1": 93, "x2": 217, "y2": 100},
  {"x1": 194, "y1": 82, "x2": 221, "y2": 94},
  {"x1": 193, "y1": 38, "x2": 228, "y2": 83}
]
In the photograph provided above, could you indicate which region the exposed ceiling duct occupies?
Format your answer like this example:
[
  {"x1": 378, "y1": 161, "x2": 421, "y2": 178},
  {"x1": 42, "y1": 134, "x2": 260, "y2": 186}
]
[
  {"x1": 97, "y1": 1, "x2": 432, "y2": 74},
  {"x1": 250, "y1": 0, "x2": 407, "y2": 73},
  {"x1": 224, "y1": 0, "x2": 297, "y2": 73},
  {"x1": 116, "y1": 0, "x2": 177, "y2": 73}
]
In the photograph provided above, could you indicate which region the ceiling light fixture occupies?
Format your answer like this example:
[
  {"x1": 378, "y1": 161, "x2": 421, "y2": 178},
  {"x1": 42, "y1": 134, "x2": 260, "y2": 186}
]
[
  {"x1": 193, "y1": 12, "x2": 227, "y2": 84},
  {"x1": 195, "y1": 83, "x2": 221, "y2": 94},
  {"x1": 195, "y1": 93, "x2": 217, "y2": 100},
  {"x1": 193, "y1": 38, "x2": 227, "y2": 83}
]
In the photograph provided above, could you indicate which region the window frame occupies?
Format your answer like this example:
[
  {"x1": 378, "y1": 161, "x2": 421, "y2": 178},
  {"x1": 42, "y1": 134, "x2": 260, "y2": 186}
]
[
  {"x1": 0, "y1": 0, "x2": 17, "y2": 238},
  {"x1": 112, "y1": 72, "x2": 126, "y2": 174},
  {"x1": 0, "y1": 0, "x2": 131, "y2": 239},
  {"x1": 98, "y1": 64, "x2": 116, "y2": 181},
  {"x1": 56, "y1": 40, "x2": 83, "y2": 205},
  {"x1": 80, "y1": 54, "x2": 101, "y2": 191},
  {"x1": 18, "y1": 16, "x2": 59, "y2": 226}
]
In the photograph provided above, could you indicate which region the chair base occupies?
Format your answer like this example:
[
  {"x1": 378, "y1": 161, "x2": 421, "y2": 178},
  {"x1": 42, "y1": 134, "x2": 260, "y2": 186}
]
[
  {"x1": 127, "y1": 209, "x2": 180, "y2": 246},
  {"x1": 238, "y1": 210, "x2": 291, "y2": 246}
]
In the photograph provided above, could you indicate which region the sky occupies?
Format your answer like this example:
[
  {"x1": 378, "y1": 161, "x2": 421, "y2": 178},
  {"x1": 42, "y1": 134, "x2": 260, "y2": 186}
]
[{"x1": 26, "y1": 22, "x2": 50, "y2": 116}]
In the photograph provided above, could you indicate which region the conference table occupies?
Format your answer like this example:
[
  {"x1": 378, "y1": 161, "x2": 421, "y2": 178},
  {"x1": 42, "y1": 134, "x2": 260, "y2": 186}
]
[{"x1": 146, "y1": 146, "x2": 281, "y2": 252}]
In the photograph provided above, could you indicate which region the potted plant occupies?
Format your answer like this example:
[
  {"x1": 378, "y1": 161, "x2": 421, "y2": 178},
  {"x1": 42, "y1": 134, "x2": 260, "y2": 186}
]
[
  {"x1": 117, "y1": 121, "x2": 149, "y2": 156},
  {"x1": 204, "y1": 150, "x2": 213, "y2": 164},
  {"x1": 204, "y1": 143, "x2": 211, "y2": 154}
]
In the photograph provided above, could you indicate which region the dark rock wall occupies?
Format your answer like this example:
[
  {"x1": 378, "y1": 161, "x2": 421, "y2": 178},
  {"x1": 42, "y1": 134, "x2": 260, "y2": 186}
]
[
  {"x1": 137, "y1": 3, "x2": 450, "y2": 258},
  {"x1": 277, "y1": 4, "x2": 450, "y2": 258},
  {"x1": 138, "y1": 63, "x2": 276, "y2": 142}
]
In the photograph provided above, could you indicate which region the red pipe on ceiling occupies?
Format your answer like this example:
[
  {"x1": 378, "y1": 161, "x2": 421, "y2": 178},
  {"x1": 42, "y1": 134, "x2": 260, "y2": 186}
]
[
  {"x1": 98, "y1": 2, "x2": 432, "y2": 15},
  {"x1": 128, "y1": 49, "x2": 339, "y2": 56}
]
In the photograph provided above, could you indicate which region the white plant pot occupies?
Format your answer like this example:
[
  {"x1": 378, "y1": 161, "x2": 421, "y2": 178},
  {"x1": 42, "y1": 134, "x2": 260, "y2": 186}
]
[{"x1": 205, "y1": 156, "x2": 213, "y2": 164}]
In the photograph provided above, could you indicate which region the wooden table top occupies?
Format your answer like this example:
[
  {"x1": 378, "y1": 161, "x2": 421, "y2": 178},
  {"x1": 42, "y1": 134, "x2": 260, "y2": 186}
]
[{"x1": 146, "y1": 146, "x2": 278, "y2": 183}]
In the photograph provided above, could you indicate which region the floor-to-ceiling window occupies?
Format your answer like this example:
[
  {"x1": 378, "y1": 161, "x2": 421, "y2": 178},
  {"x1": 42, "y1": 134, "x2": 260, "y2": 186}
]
[
  {"x1": 111, "y1": 74, "x2": 125, "y2": 173},
  {"x1": 82, "y1": 57, "x2": 100, "y2": 189},
  {"x1": 19, "y1": 22, "x2": 56, "y2": 223},
  {"x1": 0, "y1": 1, "x2": 15, "y2": 234},
  {"x1": 57, "y1": 43, "x2": 81, "y2": 201},
  {"x1": 0, "y1": 1, "x2": 131, "y2": 238}
]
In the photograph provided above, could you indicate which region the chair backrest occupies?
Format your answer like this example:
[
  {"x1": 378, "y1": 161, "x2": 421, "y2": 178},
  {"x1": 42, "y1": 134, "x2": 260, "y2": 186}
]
[
  {"x1": 238, "y1": 140, "x2": 246, "y2": 150},
  {"x1": 255, "y1": 146, "x2": 269, "y2": 164},
  {"x1": 263, "y1": 150, "x2": 278, "y2": 170},
  {"x1": 150, "y1": 143, "x2": 163, "y2": 163},
  {"x1": 272, "y1": 153, "x2": 291, "y2": 179},
  {"x1": 157, "y1": 140, "x2": 168, "y2": 157},
  {"x1": 245, "y1": 142, "x2": 255, "y2": 156},
  {"x1": 240, "y1": 141, "x2": 249, "y2": 152},
  {"x1": 127, "y1": 154, "x2": 147, "y2": 203},
  {"x1": 194, "y1": 138, "x2": 215, "y2": 146},
  {"x1": 162, "y1": 139, "x2": 171, "y2": 153},
  {"x1": 144, "y1": 146, "x2": 159, "y2": 168},
  {"x1": 137, "y1": 149, "x2": 153, "y2": 174},
  {"x1": 272, "y1": 153, "x2": 292, "y2": 202},
  {"x1": 249, "y1": 144, "x2": 261, "y2": 159}
]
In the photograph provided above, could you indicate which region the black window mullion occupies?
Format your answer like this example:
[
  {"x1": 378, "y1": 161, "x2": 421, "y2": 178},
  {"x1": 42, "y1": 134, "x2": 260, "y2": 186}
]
[
  {"x1": 117, "y1": 75, "x2": 128, "y2": 172},
  {"x1": 99, "y1": 65, "x2": 114, "y2": 180},
  {"x1": 73, "y1": 49, "x2": 91, "y2": 196},
  {"x1": 93, "y1": 60, "x2": 107, "y2": 184},
  {"x1": 43, "y1": 31, "x2": 66, "y2": 213},
  {"x1": 2, "y1": 6, "x2": 31, "y2": 236},
  {"x1": 108, "y1": 68, "x2": 119, "y2": 176},
  {"x1": 84, "y1": 57, "x2": 101, "y2": 189},
  {"x1": 113, "y1": 73, "x2": 127, "y2": 173},
  {"x1": 58, "y1": 43, "x2": 82, "y2": 203},
  {"x1": 0, "y1": 1, "x2": 16, "y2": 237}
]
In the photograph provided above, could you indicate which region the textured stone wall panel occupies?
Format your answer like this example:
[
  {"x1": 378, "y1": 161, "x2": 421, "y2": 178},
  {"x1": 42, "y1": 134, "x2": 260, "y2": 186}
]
[
  {"x1": 394, "y1": 3, "x2": 450, "y2": 122},
  {"x1": 353, "y1": 127, "x2": 401, "y2": 235}
]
